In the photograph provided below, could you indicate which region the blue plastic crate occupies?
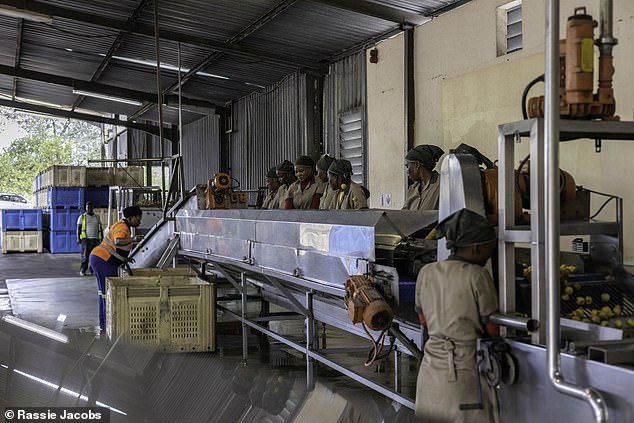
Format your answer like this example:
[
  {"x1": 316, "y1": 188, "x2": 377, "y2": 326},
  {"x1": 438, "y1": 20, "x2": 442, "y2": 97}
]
[
  {"x1": 46, "y1": 187, "x2": 85, "y2": 209},
  {"x1": 1, "y1": 209, "x2": 43, "y2": 231},
  {"x1": 49, "y1": 230, "x2": 80, "y2": 254},
  {"x1": 45, "y1": 209, "x2": 83, "y2": 231},
  {"x1": 84, "y1": 187, "x2": 109, "y2": 208}
]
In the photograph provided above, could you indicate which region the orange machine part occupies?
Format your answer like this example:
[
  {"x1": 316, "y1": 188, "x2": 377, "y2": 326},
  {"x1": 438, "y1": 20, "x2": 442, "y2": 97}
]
[
  {"x1": 482, "y1": 168, "x2": 524, "y2": 224},
  {"x1": 527, "y1": 7, "x2": 617, "y2": 120}
]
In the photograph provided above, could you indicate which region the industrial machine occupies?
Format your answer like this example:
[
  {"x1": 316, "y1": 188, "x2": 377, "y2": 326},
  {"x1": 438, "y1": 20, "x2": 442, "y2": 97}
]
[
  {"x1": 527, "y1": 6, "x2": 618, "y2": 120},
  {"x1": 204, "y1": 172, "x2": 248, "y2": 210},
  {"x1": 107, "y1": 186, "x2": 163, "y2": 236}
]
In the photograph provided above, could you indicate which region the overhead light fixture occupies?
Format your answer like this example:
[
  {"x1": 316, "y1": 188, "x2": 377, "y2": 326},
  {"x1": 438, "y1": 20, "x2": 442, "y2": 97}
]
[
  {"x1": 0, "y1": 5, "x2": 53, "y2": 23},
  {"x1": 73, "y1": 89, "x2": 143, "y2": 106},
  {"x1": 2, "y1": 315, "x2": 69, "y2": 344}
]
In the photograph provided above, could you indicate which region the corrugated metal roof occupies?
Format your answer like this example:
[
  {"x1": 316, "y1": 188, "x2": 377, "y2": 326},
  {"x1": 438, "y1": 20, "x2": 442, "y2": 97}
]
[{"x1": 0, "y1": 0, "x2": 470, "y2": 125}]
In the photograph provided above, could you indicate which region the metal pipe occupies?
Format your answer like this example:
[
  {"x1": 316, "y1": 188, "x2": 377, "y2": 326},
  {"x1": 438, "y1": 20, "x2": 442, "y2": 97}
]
[
  {"x1": 241, "y1": 272, "x2": 248, "y2": 363},
  {"x1": 545, "y1": 2, "x2": 607, "y2": 422},
  {"x1": 305, "y1": 291, "x2": 315, "y2": 391},
  {"x1": 489, "y1": 313, "x2": 538, "y2": 332},
  {"x1": 598, "y1": 0, "x2": 617, "y2": 54},
  {"x1": 153, "y1": 0, "x2": 166, "y2": 209}
]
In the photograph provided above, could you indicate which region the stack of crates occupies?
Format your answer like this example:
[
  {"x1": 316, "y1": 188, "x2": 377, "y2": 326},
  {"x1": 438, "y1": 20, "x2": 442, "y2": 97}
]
[
  {"x1": 106, "y1": 273, "x2": 215, "y2": 353},
  {"x1": 32, "y1": 165, "x2": 146, "y2": 251},
  {"x1": 35, "y1": 166, "x2": 85, "y2": 254},
  {"x1": 0, "y1": 209, "x2": 44, "y2": 253}
]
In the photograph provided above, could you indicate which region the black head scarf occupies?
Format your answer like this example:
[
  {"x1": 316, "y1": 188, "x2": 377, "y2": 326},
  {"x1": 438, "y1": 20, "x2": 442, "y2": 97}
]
[
  {"x1": 436, "y1": 208, "x2": 495, "y2": 250},
  {"x1": 405, "y1": 145, "x2": 444, "y2": 170}
]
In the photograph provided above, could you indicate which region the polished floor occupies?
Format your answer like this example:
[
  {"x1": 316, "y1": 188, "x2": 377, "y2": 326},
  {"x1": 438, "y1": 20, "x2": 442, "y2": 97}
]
[{"x1": 0, "y1": 252, "x2": 418, "y2": 423}]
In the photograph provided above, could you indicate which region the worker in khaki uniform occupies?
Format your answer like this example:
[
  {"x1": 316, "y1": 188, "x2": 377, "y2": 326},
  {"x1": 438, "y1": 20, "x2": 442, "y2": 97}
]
[
  {"x1": 283, "y1": 155, "x2": 324, "y2": 209},
  {"x1": 415, "y1": 208, "x2": 499, "y2": 423},
  {"x1": 272, "y1": 160, "x2": 297, "y2": 209},
  {"x1": 403, "y1": 144, "x2": 444, "y2": 210},
  {"x1": 89, "y1": 206, "x2": 144, "y2": 330},
  {"x1": 316, "y1": 154, "x2": 336, "y2": 210},
  {"x1": 261, "y1": 167, "x2": 281, "y2": 209},
  {"x1": 327, "y1": 159, "x2": 368, "y2": 210}
]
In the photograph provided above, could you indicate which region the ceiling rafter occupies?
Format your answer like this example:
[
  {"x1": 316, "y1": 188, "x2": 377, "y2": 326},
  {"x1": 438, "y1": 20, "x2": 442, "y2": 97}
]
[
  {"x1": 72, "y1": 0, "x2": 151, "y2": 111},
  {"x1": 11, "y1": 18, "x2": 23, "y2": 100},
  {"x1": 311, "y1": 0, "x2": 429, "y2": 25},
  {"x1": 0, "y1": 98, "x2": 172, "y2": 139},
  {"x1": 0, "y1": 63, "x2": 221, "y2": 108},
  {"x1": 0, "y1": 0, "x2": 325, "y2": 72},
  {"x1": 130, "y1": 0, "x2": 299, "y2": 119}
]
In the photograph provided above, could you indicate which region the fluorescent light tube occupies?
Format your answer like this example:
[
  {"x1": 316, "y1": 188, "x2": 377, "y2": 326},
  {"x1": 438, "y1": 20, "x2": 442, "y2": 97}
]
[
  {"x1": 73, "y1": 89, "x2": 143, "y2": 106},
  {"x1": 0, "y1": 6, "x2": 52, "y2": 23},
  {"x1": 2, "y1": 315, "x2": 69, "y2": 344}
]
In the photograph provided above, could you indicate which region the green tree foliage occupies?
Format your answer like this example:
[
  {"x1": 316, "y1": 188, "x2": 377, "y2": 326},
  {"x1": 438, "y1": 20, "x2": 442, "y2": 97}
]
[
  {"x1": 0, "y1": 107, "x2": 101, "y2": 197},
  {"x1": 0, "y1": 135, "x2": 71, "y2": 197}
]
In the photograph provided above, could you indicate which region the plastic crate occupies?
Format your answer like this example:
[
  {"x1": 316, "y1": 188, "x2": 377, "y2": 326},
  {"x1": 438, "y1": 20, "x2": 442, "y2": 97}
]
[
  {"x1": 32, "y1": 172, "x2": 42, "y2": 194},
  {"x1": 84, "y1": 187, "x2": 110, "y2": 208},
  {"x1": 118, "y1": 266, "x2": 197, "y2": 277},
  {"x1": 112, "y1": 166, "x2": 144, "y2": 187},
  {"x1": 86, "y1": 167, "x2": 113, "y2": 187},
  {"x1": 1, "y1": 230, "x2": 43, "y2": 253},
  {"x1": 41, "y1": 165, "x2": 86, "y2": 188},
  {"x1": 106, "y1": 276, "x2": 215, "y2": 353},
  {"x1": 1, "y1": 209, "x2": 43, "y2": 231},
  {"x1": 45, "y1": 208, "x2": 83, "y2": 231},
  {"x1": 46, "y1": 187, "x2": 85, "y2": 209},
  {"x1": 48, "y1": 230, "x2": 80, "y2": 254}
]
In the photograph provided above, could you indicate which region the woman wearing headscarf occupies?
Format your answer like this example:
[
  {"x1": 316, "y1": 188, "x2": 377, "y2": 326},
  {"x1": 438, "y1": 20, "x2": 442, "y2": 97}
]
[
  {"x1": 283, "y1": 155, "x2": 324, "y2": 209},
  {"x1": 327, "y1": 159, "x2": 368, "y2": 210},
  {"x1": 272, "y1": 160, "x2": 297, "y2": 209},
  {"x1": 415, "y1": 208, "x2": 499, "y2": 423},
  {"x1": 316, "y1": 154, "x2": 336, "y2": 210},
  {"x1": 89, "y1": 205, "x2": 144, "y2": 329},
  {"x1": 261, "y1": 167, "x2": 281, "y2": 209},
  {"x1": 403, "y1": 144, "x2": 445, "y2": 210}
]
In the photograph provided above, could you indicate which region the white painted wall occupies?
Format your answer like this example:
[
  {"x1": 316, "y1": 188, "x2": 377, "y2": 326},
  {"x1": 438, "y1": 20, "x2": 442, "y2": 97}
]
[
  {"x1": 366, "y1": 34, "x2": 405, "y2": 209},
  {"x1": 366, "y1": 0, "x2": 634, "y2": 261}
]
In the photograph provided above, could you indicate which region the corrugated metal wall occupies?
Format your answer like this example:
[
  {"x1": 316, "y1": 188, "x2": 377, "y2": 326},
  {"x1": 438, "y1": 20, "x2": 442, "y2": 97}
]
[
  {"x1": 229, "y1": 72, "x2": 309, "y2": 191},
  {"x1": 322, "y1": 50, "x2": 367, "y2": 157},
  {"x1": 181, "y1": 114, "x2": 221, "y2": 189}
]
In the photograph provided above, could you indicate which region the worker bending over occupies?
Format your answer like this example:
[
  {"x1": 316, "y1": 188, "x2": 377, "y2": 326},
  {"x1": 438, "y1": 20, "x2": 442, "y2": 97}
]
[
  {"x1": 415, "y1": 208, "x2": 499, "y2": 423},
  {"x1": 403, "y1": 144, "x2": 444, "y2": 210},
  {"x1": 89, "y1": 206, "x2": 144, "y2": 330},
  {"x1": 327, "y1": 159, "x2": 367, "y2": 210},
  {"x1": 284, "y1": 155, "x2": 324, "y2": 209}
]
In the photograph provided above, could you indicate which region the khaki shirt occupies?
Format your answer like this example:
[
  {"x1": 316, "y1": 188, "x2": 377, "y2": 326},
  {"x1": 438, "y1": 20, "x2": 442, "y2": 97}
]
[
  {"x1": 403, "y1": 171, "x2": 440, "y2": 210},
  {"x1": 333, "y1": 181, "x2": 367, "y2": 210},
  {"x1": 414, "y1": 258, "x2": 499, "y2": 423},
  {"x1": 284, "y1": 179, "x2": 325, "y2": 209},
  {"x1": 272, "y1": 184, "x2": 290, "y2": 209},
  {"x1": 319, "y1": 183, "x2": 337, "y2": 210},
  {"x1": 261, "y1": 190, "x2": 278, "y2": 209}
]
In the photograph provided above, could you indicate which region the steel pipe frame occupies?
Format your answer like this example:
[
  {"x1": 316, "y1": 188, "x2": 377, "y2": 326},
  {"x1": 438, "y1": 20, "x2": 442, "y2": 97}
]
[
  {"x1": 218, "y1": 306, "x2": 416, "y2": 410},
  {"x1": 544, "y1": 2, "x2": 607, "y2": 422}
]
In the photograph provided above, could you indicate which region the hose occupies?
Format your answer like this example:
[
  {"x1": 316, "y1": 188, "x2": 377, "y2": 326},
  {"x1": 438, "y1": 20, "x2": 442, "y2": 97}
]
[{"x1": 521, "y1": 74, "x2": 545, "y2": 119}]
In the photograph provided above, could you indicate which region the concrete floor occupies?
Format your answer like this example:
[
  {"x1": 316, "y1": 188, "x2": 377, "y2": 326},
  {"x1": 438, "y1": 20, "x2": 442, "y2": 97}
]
[{"x1": 0, "y1": 252, "x2": 418, "y2": 423}]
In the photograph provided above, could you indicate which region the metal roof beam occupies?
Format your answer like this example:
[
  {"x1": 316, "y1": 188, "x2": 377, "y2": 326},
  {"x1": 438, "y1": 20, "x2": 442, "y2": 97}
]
[
  {"x1": 0, "y1": 98, "x2": 173, "y2": 140},
  {"x1": 0, "y1": 63, "x2": 221, "y2": 109},
  {"x1": 130, "y1": 0, "x2": 299, "y2": 119},
  {"x1": 311, "y1": 0, "x2": 430, "y2": 25},
  {"x1": 73, "y1": 0, "x2": 150, "y2": 111},
  {"x1": 0, "y1": 0, "x2": 325, "y2": 72},
  {"x1": 11, "y1": 18, "x2": 23, "y2": 100}
]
